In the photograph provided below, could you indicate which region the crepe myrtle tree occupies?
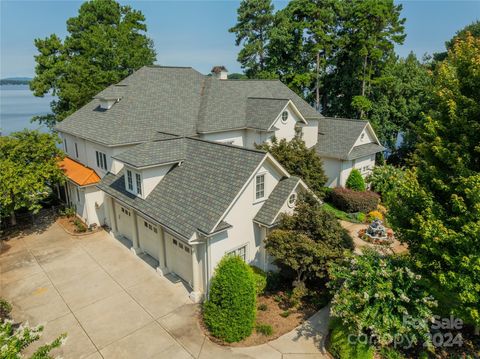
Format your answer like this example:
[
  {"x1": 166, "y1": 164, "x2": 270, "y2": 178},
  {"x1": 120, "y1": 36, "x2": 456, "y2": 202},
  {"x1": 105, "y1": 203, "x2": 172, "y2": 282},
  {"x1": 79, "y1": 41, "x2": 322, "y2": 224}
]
[
  {"x1": 0, "y1": 130, "x2": 65, "y2": 226},
  {"x1": 328, "y1": 250, "x2": 437, "y2": 349}
]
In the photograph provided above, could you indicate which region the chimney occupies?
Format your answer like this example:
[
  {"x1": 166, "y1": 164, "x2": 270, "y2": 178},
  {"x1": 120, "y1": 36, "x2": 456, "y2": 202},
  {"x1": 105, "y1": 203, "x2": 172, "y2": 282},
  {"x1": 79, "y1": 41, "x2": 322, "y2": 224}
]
[{"x1": 211, "y1": 66, "x2": 228, "y2": 80}]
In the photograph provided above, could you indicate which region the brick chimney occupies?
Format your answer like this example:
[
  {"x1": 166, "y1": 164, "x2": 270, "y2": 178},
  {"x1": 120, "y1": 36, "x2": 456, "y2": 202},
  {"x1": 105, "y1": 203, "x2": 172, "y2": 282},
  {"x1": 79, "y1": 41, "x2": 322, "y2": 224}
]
[{"x1": 211, "y1": 66, "x2": 228, "y2": 80}]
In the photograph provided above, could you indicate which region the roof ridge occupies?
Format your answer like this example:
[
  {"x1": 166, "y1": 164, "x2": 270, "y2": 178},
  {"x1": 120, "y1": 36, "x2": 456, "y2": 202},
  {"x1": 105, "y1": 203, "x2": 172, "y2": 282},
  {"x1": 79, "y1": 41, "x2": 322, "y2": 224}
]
[
  {"x1": 247, "y1": 97, "x2": 290, "y2": 101},
  {"x1": 323, "y1": 117, "x2": 367, "y2": 123},
  {"x1": 145, "y1": 65, "x2": 193, "y2": 69},
  {"x1": 185, "y1": 136, "x2": 267, "y2": 155}
]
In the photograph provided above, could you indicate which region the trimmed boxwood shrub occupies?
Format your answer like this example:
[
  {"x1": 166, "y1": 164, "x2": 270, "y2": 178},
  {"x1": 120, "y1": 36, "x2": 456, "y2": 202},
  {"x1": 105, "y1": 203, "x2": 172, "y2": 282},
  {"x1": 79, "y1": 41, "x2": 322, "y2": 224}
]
[
  {"x1": 346, "y1": 169, "x2": 366, "y2": 191},
  {"x1": 203, "y1": 256, "x2": 256, "y2": 342},
  {"x1": 328, "y1": 188, "x2": 380, "y2": 213}
]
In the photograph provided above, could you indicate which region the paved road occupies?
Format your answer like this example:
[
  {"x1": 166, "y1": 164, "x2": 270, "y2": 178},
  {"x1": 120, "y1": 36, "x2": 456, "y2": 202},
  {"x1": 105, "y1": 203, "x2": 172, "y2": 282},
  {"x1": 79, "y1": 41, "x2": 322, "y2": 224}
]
[{"x1": 0, "y1": 222, "x2": 330, "y2": 358}]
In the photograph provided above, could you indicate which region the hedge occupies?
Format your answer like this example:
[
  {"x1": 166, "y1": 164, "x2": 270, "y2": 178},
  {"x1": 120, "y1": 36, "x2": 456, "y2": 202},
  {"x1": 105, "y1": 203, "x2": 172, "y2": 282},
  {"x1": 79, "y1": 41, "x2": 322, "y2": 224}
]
[
  {"x1": 250, "y1": 266, "x2": 267, "y2": 295},
  {"x1": 328, "y1": 188, "x2": 380, "y2": 213},
  {"x1": 203, "y1": 256, "x2": 256, "y2": 342}
]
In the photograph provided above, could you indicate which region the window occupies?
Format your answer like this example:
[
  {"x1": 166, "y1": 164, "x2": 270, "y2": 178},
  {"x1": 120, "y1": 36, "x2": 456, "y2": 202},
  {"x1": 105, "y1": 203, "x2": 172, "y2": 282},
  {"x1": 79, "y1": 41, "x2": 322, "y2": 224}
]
[
  {"x1": 96, "y1": 151, "x2": 107, "y2": 170},
  {"x1": 64, "y1": 139, "x2": 68, "y2": 153},
  {"x1": 361, "y1": 133, "x2": 365, "y2": 140},
  {"x1": 255, "y1": 174, "x2": 265, "y2": 200},
  {"x1": 120, "y1": 206, "x2": 131, "y2": 216},
  {"x1": 127, "y1": 170, "x2": 133, "y2": 191},
  {"x1": 135, "y1": 173, "x2": 142, "y2": 195},
  {"x1": 76, "y1": 187, "x2": 80, "y2": 202},
  {"x1": 74, "y1": 142, "x2": 78, "y2": 158},
  {"x1": 229, "y1": 245, "x2": 247, "y2": 262},
  {"x1": 144, "y1": 220, "x2": 157, "y2": 233},
  {"x1": 281, "y1": 110, "x2": 289, "y2": 123},
  {"x1": 287, "y1": 193, "x2": 297, "y2": 208},
  {"x1": 173, "y1": 239, "x2": 178, "y2": 246}
]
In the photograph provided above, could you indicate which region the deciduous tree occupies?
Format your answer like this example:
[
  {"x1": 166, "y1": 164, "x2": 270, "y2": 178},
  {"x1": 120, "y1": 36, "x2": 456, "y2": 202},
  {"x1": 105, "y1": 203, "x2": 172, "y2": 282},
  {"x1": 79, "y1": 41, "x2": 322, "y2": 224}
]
[
  {"x1": 0, "y1": 130, "x2": 65, "y2": 225},
  {"x1": 388, "y1": 34, "x2": 480, "y2": 326}
]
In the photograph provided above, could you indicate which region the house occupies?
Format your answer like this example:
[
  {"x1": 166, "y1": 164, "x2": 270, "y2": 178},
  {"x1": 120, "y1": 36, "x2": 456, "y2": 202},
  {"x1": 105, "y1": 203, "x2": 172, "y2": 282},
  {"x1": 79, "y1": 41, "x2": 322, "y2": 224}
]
[
  {"x1": 55, "y1": 65, "x2": 384, "y2": 300},
  {"x1": 316, "y1": 118, "x2": 385, "y2": 187}
]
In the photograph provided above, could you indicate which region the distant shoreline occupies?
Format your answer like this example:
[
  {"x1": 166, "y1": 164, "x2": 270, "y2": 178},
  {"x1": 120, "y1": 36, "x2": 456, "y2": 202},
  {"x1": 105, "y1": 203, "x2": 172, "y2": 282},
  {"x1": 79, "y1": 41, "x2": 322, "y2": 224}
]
[{"x1": 0, "y1": 80, "x2": 31, "y2": 85}]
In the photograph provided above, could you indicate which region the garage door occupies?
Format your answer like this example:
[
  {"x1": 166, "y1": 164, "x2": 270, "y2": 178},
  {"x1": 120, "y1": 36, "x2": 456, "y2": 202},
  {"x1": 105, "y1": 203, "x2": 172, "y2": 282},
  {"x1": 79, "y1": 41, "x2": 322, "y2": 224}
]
[
  {"x1": 169, "y1": 236, "x2": 193, "y2": 286},
  {"x1": 115, "y1": 202, "x2": 134, "y2": 240},
  {"x1": 138, "y1": 217, "x2": 160, "y2": 260}
]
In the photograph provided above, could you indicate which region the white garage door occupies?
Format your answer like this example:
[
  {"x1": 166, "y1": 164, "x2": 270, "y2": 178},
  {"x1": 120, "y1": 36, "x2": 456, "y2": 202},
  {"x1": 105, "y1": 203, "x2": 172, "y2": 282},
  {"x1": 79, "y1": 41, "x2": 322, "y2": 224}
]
[
  {"x1": 138, "y1": 218, "x2": 160, "y2": 260},
  {"x1": 169, "y1": 236, "x2": 193, "y2": 286},
  {"x1": 115, "y1": 202, "x2": 134, "y2": 240}
]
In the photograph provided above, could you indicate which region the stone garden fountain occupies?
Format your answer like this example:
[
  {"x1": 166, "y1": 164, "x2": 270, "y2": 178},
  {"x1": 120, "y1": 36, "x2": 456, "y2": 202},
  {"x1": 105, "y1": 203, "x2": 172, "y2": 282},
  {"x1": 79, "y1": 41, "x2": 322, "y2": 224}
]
[{"x1": 361, "y1": 219, "x2": 394, "y2": 245}]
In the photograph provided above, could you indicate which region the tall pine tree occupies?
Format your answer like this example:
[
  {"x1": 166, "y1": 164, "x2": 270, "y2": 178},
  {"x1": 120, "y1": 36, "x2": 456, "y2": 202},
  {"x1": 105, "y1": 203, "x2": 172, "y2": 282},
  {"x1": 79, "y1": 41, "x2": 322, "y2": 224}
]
[{"x1": 30, "y1": 0, "x2": 156, "y2": 128}]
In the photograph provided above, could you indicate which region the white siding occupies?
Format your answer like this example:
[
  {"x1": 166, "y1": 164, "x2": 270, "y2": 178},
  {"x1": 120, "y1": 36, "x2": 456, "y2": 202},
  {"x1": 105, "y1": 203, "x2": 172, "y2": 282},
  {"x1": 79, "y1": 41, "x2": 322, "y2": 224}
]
[
  {"x1": 300, "y1": 119, "x2": 319, "y2": 148},
  {"x1": 142, "y1": 165, "x2": 173, "y2": 197},
  {"x1": 208, "y1": 159, "x2": 283, "y2": 276},
  {"x1": 322, "y1": 157, "x2": 342, "y2": 188},
  {"x1": 245, "y1": 129, "x2": 272, "y2": 149},
  {"x1": 353, "y1": 155, "x2": 375, "y2": 178},
  {"x1": 271, "y1": 104, "x2": 304, "y2": 143},
  {"x1": 353, "y1": 126, "x2": 375, "y2": 147}
]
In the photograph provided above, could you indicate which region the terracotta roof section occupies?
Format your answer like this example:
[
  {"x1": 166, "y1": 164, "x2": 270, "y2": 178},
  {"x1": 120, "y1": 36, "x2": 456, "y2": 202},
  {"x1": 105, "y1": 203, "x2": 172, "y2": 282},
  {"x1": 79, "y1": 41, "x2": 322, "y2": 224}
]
[{"x1": 59, "y1": 157, "x2": 101, "y2": 186}]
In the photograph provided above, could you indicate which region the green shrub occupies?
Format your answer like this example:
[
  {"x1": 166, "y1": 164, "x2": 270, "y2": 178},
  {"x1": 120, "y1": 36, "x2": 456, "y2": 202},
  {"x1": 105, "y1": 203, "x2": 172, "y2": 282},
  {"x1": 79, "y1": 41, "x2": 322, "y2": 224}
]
[
  {"x1": 328, "y1": 318, "x2": 374, "y2": 359},
  {"x1": 328, "y1": 188, "x2": 380, "y2": 213},
  {"x1": 366, "y1": 165, "x2": 405, "y2": 204},
  {"x1": 379, "y1": 347, "x2": 406, "y2": 359},
  {"x1": 0, "y1": 298, "x2": 12, "y2": 320},
  {"x1": 73, "y1": 219, "x2": 87, "y2": 232},
  {"x1": 258, "y1": 303, "x2": 268, "y2": 311},
  {"x1": 255, "y1": 323, "x2": 273, "y2": 336},
  {"x1": 203, "y1": 256, "x2": 256, "y2": 342},
  {"x1": 250, "y1": 266, "x2": 267, "y2": 295},
  {"x1": 60, "y1": 206, "x2": 76, "y2": 218},
  {"x1": 280, "y1": 310, "x2": 290, "y2": 318},
  {"x1": 289, "y1": 282, "x2": 308, "y2": 308},
  {"x1": 266, "y1": 271, "x2": 283, "y2": 292},
  {"x1": 356, "y1": 212, "x2": 366, "y2": 222},
  {"x1": 328, "y1": 250, "x2": 437, "y2": 348},
  {"x1": 346, "y1": 169, "x2": 366, "y2": 191}
]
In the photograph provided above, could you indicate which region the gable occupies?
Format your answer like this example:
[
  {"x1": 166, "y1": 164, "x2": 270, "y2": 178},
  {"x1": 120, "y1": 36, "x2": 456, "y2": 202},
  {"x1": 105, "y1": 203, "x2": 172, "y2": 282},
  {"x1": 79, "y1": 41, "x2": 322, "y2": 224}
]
[{"x1": 353, "y1": 124, "x2": 376, "y2": 147}]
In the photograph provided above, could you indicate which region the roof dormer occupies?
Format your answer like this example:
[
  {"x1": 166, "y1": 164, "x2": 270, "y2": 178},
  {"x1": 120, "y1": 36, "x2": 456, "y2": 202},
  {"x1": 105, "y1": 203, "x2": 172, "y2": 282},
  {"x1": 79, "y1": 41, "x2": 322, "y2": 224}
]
[{"x1": 112, "y1": 138, "x2": 186, "y2": 198}]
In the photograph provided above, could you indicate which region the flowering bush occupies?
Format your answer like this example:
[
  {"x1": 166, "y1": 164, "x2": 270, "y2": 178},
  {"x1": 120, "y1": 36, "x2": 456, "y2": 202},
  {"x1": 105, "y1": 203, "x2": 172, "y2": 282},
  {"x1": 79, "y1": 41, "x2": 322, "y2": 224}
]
[
  {"x1": 367, "y1": 210, "x2": 383, "y2": 222},
  {"x1": 328, "y1": 250, "x2": 437, "y2": 349},
  {"x1": 0, "y1": 299, "x2": 67, "y2": 359}
]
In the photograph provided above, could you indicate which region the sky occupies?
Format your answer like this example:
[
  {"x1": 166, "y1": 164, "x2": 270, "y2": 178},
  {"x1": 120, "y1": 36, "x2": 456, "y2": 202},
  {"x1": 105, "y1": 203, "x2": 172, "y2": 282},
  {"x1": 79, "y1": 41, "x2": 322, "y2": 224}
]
[{"x1": 0, "y1": 0, "x2": 479, "y2": 78}]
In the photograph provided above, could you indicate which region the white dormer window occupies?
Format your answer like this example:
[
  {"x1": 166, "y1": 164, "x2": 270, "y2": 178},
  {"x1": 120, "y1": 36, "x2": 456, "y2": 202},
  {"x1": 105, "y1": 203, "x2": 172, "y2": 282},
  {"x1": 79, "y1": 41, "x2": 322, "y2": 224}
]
[
  {"x1": 255, "y1": 174, "x2": 265, "y2": 200},
  {"x1": 287, "y1": 193, "x2": 297, "y2": 208},
  {"x1": 281, "y1": 111, "x2": 289, "y2": 124},
  {"x1": 135, "y1": 173, "x2": 142, "y2": 195},
  {"x1": 127, "y1": 170, "x2": 133, "y2": 191}
]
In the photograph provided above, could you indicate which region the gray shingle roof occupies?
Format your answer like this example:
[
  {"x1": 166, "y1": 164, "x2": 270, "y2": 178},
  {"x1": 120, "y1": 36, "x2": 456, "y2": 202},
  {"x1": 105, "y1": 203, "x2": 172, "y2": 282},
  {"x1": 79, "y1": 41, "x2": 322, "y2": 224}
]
[
  {"x1": 246, "y1": 98, "x2": 290, "y2": 130},
  {"x1": 98, "y1": 138, "x2": 266, "y2": 240},
  {"x1": 347, "y1": 143, "x2": 385, "y2": 160},
  {"x1": 113, "y1": 138, "x2": 186, "y2": 168},
  {"x1": 254, "y1": 176, "x2": 300, "y2": 226},
  {"x1": 56, "y1": 66, "x2": 206, "y2": 146},
  {"x1": 56, "y1": 66, "x2": 322, "y2": 146},
  {"x1": 316, "y1": 118, "x2": 369, "y2": 160},
  {"x1": 197, "y1": 78, "x2": 321, "y2": 133}
]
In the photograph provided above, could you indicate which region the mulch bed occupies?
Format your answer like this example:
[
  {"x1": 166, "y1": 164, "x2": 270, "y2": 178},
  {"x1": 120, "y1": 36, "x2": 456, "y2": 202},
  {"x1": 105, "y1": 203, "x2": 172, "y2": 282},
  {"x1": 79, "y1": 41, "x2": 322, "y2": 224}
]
[
  {"x1": 56, "y1": 216, "x2": 101, "y2": 236},
  {"x1": 200, "y1": 292, "x2": 317, "y2": 347}
]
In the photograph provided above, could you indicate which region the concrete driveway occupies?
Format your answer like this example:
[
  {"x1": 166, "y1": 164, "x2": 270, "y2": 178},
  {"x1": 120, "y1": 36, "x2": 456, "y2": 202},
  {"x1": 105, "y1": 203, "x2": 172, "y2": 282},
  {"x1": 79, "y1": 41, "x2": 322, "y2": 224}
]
[{"x1": 1, "y1": 222, "x2": 330, "y2": 359}]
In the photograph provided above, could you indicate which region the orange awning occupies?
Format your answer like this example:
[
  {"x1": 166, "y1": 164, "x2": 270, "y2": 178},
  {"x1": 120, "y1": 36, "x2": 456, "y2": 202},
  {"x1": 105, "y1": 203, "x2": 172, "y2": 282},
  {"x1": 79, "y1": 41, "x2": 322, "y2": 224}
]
[{"x1": 59, "y1": 157, "x2": 101, "y2": 186}]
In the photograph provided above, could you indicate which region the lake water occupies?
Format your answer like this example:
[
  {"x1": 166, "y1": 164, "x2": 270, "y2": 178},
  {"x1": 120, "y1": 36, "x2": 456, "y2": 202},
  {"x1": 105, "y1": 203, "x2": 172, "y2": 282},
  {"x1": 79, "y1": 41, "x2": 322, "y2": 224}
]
[{"x1": 0, "y1": 84, "x2": 53, "y2": 135}]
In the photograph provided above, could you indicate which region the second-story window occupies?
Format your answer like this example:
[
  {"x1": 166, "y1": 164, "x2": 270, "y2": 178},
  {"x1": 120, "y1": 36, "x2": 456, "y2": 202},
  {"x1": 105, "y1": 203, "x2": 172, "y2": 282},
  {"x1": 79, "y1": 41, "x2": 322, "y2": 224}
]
[
  {"x1": 64, "y1": 138, "x2": 68, "y2": 153},
  {"x1": 74, "y1": 142, "x2": 78, "y2": 158},
  {"x1": 255, "y1": 174, "x2": 265, "y2": 200},
  {"x1": 135, "y1": 173, "x2": 142, "y2": 195},
  {"x1": 95, "y1": 150, "x2": 107, "y2": 170},
  {"x1": 127, "y1": 170, "x2": 133, "y2": 191}
]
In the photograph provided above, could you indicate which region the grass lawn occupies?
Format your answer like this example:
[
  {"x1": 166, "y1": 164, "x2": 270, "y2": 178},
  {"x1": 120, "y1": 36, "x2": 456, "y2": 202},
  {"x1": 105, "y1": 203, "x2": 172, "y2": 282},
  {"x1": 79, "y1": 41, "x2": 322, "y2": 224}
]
[{"x1": 322, "y1": 203, "x2": 361, "y2": 223}]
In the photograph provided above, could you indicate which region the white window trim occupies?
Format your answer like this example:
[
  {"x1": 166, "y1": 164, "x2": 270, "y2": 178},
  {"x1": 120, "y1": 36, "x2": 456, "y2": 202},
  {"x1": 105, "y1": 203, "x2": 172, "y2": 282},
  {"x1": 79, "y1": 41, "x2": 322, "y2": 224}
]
[
  {"x1": 135, "y1": 173, "x2": 142, "y2": 195},
  {"x1": 254, "y1": 172, "x2": 267, "y2": 203},
  {"x1": 287, "y1": 192, "x2": 297, "y2": 208},
  {"x1": 227, "y1": 243, "x2": 248, "y2": 262},
  {"x1": 95, "y1": 150, "x2": 107, "y2": 171},
  {"x1": 281, "y1": 110, "x2": 289, "y2": 124}
]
